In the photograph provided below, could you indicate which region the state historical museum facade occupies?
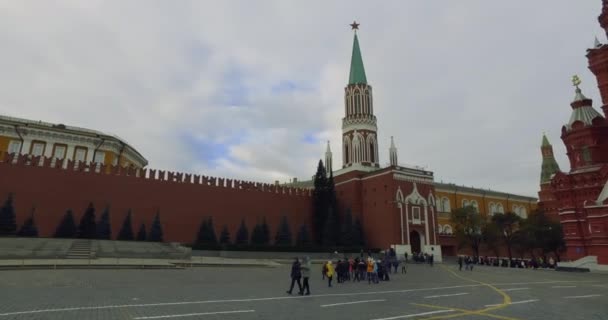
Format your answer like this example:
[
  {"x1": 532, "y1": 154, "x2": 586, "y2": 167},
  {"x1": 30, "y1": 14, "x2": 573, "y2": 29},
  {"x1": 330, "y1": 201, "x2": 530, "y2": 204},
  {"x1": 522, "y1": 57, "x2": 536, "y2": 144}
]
[{"x1": 538, "y1": 1, "x2": 608, "y2": 264}]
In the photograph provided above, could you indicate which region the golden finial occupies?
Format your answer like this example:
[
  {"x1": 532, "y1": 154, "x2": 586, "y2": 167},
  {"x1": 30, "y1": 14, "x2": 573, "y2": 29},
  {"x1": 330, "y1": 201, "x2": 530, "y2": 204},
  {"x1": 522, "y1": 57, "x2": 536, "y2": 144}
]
[{"x1": 572, "y1": 75, "x2": 582, "y2": 88}]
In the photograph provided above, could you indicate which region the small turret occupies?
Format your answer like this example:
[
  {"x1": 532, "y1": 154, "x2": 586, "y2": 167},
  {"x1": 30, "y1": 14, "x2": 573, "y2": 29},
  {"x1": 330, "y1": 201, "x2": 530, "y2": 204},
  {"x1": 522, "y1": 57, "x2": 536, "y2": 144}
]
[
  {"x1": 389, "y1": 136, "x2": 398, "y2": 167},
  {"x1": 325, "y1": 141, "x2": 333, "y2": 176},
  {"x1": 540, "y1": 133, "x2": 561, "y2": 184}
]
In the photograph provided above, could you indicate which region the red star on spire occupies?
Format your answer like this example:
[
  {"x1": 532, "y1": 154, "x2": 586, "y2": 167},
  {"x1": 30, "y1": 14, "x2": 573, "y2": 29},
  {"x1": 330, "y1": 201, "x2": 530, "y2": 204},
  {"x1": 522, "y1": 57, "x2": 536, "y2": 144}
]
[{"x1": 350, "y1": 21, "x2": 360, "y2": 31}]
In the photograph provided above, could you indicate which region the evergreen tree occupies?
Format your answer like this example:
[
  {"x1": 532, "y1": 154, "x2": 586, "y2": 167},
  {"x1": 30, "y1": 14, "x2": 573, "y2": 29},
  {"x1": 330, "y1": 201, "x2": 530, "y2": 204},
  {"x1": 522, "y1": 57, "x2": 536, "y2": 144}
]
[
  {"x1": 136, "y1": 223, "x2": 147, "y2": 241},
  {"x1": 274, "y1": 216, "x2": 292, "y2": 246},
  {"x1": 261, "y1": 217, "x2": 270, "y2": 245},
  {"x1": 339, "y1": 208, "x2": 354, "y2": 246},
  {"x1": 219, "y1": 225, "x2": 231, "y2": 245},
  {"x1": 326, "y1": 173, "x2": 339, "y2": 235},
  {"x1": 296, "y1": 224, "x2": 311, "y2": 247},
  {"x1": 17, "y1": 208, "x2": 38, "y2": 237},
  {"x1": 352, "y1": 218, "x2": 364, "y2": 246},
  {"x1": 235, "y1": 219, "x2": 249, "y2": 245},
  {"x1": 250, "y1": 223, "x2": 263, "y2": 245},
  {"x1": 322, "y1": 207, "x2": 338, "y2": 246},
  {"x1": 312, "y1": 160, "x2": 328, "y2": 244},
  {"x1": 117, "y1": 210, "x2": 134, "y2": 241},
  {"x1": 97, "y1": 205, "x2": 111, "y2": 240},
  {"x1": 196, "y1": 217, "x2": 218, "y2": 245},
  {"x1": 54, "y1": 210, "x2": 77, "y2": 238},
  {"x1": 148, "y1": 211, "x2": 163, "y2": 242},
  {"x1": 0, "y1": 193, "x2": 17, "y2": 236},
  {"x1": 78, "y1": 202, "x2": 97, "y2": 239}
]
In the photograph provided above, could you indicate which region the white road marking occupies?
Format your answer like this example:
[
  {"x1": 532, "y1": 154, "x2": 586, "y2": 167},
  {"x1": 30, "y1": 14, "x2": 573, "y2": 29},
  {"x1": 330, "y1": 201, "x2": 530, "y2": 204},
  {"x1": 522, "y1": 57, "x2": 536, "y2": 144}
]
[
  {"x1": 0, "y1": 280, "x2": 599, "y2": 317},
  {"x1": 424, "y1": 293, "x2": 469, "y2": 299},
  {"x1": 591, "y1": 284, "x2": 608, "y2": 288},
  {"x1": 552, "y1": 286, "x2": 576, "y2": 288},
  {"x1": 0, "y1": 284, "x2": 479, "y2": 317},
  {"x1": 564, "y1": 294, "x2": 603, "y2": 299},
  {"x1": 133, "y1": 310, "x2": 255, "y2": 319},
  {"x1": 321, "y1": 299, "x2": 385, "y2": 307},
  {"x1": 485, "y1": 299, "x2": 539, "y2": 307},
  {"x1": 370, "y1": 309, "x2": 455, "y2": 320},
  {"x1": 501, "y1": 288, "x2": 529, "y2": 292}
]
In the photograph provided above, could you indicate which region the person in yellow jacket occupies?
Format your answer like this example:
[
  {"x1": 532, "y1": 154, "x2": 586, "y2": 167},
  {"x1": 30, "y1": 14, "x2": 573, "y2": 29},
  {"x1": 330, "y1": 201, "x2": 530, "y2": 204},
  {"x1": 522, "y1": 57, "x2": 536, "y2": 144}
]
[{"x1": 325, "y1": 261, "x2": 335, "y2": 287}]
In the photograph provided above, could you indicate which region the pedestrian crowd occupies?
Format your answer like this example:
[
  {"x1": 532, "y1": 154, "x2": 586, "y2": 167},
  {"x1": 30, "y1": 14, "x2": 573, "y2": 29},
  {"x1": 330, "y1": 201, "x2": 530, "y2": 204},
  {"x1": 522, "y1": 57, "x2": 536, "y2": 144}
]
[
  {"x1": 457, "y1": 255, "x2": 557, "y2": 271},
  {"x1": 286, "y1": 248, "x2": 437, "y2": 295}
]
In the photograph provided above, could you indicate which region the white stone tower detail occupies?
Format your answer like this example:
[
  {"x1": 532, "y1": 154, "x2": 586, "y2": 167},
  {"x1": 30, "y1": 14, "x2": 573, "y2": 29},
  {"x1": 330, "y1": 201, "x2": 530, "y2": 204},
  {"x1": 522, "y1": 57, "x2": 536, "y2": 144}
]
[
  {"x1": 325, "y1": 140, "x2": 333, "y2": 176},
  {"x1": 342, "y1": 22, "x2": 379, "y2": 169},
  {"x1": 389, "y1": 136, "x2": 398, "y2": 167}
]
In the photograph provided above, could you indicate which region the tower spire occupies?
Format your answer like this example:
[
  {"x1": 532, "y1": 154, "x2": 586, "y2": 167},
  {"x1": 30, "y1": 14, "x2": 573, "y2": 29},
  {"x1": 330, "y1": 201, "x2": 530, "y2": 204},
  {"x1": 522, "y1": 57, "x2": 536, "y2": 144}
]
[
  {"x1": 325, "y1": 140, "x2": 333, "y2": 176},
  {"x1": 348, "y1": 21, "x2": 367, "y2": 85},
  {"x1": 389, "y1": 136, "x2": 398, "y2": 167},
  {"x1": 540, "y1": 133, "x2": 561, "y2": 184}
]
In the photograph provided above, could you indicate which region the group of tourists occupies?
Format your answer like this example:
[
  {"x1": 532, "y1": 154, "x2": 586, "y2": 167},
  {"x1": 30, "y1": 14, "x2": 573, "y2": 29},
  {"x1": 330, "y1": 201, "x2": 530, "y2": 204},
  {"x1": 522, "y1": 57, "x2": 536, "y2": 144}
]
[
  {"x1": 458, "y1": 255, "x2": 557, "y2": 271},
  {"x1": 286, "y1": 248, "x2": 415, "y2": 295}
]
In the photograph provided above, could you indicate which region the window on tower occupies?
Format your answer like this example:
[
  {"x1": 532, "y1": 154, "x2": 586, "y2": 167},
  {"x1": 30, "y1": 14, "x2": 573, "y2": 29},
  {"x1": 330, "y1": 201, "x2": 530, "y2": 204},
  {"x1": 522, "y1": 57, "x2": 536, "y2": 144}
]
[
  {"x1": 354, "y1": 89, "x2": 361, "y2": 114},
  {"x1": 369, "y1": 141, "x2": 375, "y2": 163}
]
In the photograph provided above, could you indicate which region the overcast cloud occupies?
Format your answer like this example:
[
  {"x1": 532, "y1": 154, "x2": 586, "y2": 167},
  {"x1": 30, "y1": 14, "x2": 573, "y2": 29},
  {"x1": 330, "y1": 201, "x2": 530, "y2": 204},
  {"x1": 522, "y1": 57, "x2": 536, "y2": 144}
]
[{"x1": 0, "y1": 1, "x2": 603, "y2": 197}]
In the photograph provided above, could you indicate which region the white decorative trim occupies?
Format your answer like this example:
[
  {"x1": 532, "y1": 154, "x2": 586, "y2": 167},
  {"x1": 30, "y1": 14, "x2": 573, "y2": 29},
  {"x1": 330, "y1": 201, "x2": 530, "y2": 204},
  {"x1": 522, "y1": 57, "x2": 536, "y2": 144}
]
[
  {"x1": 405, "y1": 183, "x2": 428, "y2": 206},
  {"x1": 562, "y1": 219, "x2": 586, "y2": 223},
  {"x1": 393, "y1": 174, "x2": 434, "y2": 184},
  {"x1": 587, "y1": 214, "x2": 608, "y2": 218}
]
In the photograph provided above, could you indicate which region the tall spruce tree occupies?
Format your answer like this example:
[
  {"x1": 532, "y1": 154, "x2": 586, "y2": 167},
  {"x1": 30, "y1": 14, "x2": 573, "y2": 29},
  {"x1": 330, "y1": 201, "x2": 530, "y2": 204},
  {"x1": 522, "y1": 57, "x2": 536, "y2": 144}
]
[
  {"x1": 296, "y1": 224, "x2": 311, "y2": 247},
  {"x1": 260, "y1": 217, "x2": 270, "y2": 245},
  {"x1": 136, "y1": 223, "x2": 147, "y2": 241},
  {"x1": 339, "y1": 208, "x2": 354, "y2": 246},
  {"x1": 97, "y1": 205, "x2": 111, "y2": 240},
  {"x1": 251, "y1": 223, "x2": 263, "y2": 245},
  {"x1": 78, "y1": 202, "x2": 97, "y2": 239},
  {"x1": 352, "y1": 218, "x2": 364, "y2": 246},
  {"x1": 148, "y1": 212, "x2": 163, "y2": 242},
  {"x1": 54, "y1": 210, "x2": 77, "y2": 238},
  {"x1": 196, "y1": 217, "x2": 218, "y2": 245},
  {"x1": 0, "y1": 193, "x2": 17, "y2": 236},
  {"x1": 17, "y1": 208, "x2": 38, "y2": 237},
  {"x1": 235, "y1": 219, "x2": 249, "y2": 245},
  {"x1": 322, "y1": 207, "x2": 338, "y2": 246},
  {"x1": 312, "y1": 160, "x2": 328, "y2": 244},
  {"x1": 117, "y1": 210, "x2": 134, "y2": 241},
  {"x1": 219, "y1": 225, "x2": 231, "y2": 245},
  {"x1": 274, "y1": 216, "x2": 292, "y2": 246}
]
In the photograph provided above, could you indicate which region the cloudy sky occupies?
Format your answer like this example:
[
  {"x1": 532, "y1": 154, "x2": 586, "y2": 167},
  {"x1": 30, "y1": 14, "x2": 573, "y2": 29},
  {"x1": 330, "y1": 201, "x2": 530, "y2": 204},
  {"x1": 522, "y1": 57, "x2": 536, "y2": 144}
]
[{"x1": 0, "y1": 1, "x2": 603, "y2": 197}]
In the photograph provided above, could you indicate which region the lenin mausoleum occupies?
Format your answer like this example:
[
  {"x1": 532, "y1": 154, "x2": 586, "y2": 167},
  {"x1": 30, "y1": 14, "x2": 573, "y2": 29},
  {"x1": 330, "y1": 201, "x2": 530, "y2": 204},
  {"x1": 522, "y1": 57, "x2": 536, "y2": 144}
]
[{"x1": 22, "y1": 4, "x2": 608, "y2": 261}]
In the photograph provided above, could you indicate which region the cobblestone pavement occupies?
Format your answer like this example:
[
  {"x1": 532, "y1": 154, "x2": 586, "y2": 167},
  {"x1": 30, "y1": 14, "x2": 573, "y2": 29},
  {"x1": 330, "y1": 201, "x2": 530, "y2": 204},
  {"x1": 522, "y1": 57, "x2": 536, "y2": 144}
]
[{"x1": 0, "y1": 263, "x2": 606, "y2": 320}]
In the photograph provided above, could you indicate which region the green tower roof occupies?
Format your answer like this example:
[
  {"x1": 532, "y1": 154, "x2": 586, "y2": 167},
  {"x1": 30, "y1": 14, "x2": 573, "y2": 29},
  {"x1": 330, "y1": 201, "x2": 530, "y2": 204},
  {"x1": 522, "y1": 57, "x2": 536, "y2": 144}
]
[
  {"x1": 348, "y1": 33, "x2": 367, "y2": 85},
  {"x1": 540, "y1": 134, "x2": 560, "y2": 184},
  {"x1": 541, "y1": 134, "x2": 551, "y2": 147}
]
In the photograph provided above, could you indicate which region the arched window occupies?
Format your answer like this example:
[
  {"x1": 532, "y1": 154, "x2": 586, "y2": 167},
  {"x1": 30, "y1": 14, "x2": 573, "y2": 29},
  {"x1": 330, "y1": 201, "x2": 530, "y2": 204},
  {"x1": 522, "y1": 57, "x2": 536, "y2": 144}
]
[
  {"x1": 520, "y1": 207, "x2": 527, "y2": 219},
  {"x1": 497, "y1": 203, "x2": 504, "y2": 214},
  {"x1": 489, "y1": 203, "x2": 496, "y2": 216},
  {"x1": 369, "y1": 140, "x2": 375, "y2": 163},
  {"x1": 437, "y1": 225, "x2": 443, "y2": 234},
  {"x1": 366, "y1": 91, "x2": 372, "y2": 114},
  {"x1": 462, "y1": 199, "x2": 469, "y2": 208},
  {"x1": 437, "y1": 199, "x2": 444, "y2": 212},
  {"x1": 471, "y1": 200, "x2": 479, "y2": 213},
  {"x1": 343, "y1": 137, "x2": 351, "y2": 164},
  {"x1": 354, "y1": 89, "x2": 361, "y2": 114},
  {"x1": 442, "y1": 197, "x2": 451, "y2": 212}
]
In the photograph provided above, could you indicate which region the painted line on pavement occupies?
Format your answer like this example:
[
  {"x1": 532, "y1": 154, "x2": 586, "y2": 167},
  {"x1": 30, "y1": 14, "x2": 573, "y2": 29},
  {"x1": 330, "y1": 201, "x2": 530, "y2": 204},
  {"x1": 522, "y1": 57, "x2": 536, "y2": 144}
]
[
  {"x1": 501, "y1": 288, "x2": 529, "y2": 292},
  {"x1": 485, "y1": 299, "x2": 539, "y2": 307},
  {"x1": 370, "y1": 309, "x2": 455, "y2": 320},
  {"x1": 552, "y1": 286, "x2": 576, "y2": 288},
  {"x1": 0, "y1": 280, "x2": 598, "y2": 317},
  {"x1": 133, "y1": 310, "x2": 254, "y2": 319},
  {"x1": 563, "y1": 294, "x2": 603, "y2": 299},
  {"x1": 321, "y1": 299, "x2": 385, "y2": 307},
  {"x1": 424, "y1": 293, "x2": 469, "y2": 299}
]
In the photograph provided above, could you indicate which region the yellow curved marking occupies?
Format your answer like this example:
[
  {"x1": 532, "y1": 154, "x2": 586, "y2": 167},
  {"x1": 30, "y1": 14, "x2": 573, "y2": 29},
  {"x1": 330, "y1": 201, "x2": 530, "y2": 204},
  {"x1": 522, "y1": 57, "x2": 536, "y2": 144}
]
[{"x1": 413, "y1": 265, "x2": 519, "y2": 320}]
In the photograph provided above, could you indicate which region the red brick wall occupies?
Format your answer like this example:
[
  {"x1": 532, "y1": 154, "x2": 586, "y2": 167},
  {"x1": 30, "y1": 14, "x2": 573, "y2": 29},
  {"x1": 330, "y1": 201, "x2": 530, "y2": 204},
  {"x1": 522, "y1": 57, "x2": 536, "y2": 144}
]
[{"x1": 0, "y1": 155, "x2": 312, "y2": 244}]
